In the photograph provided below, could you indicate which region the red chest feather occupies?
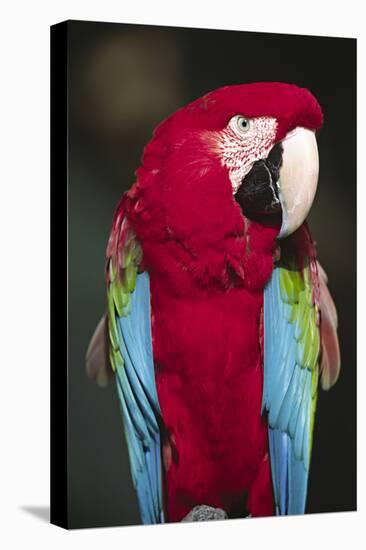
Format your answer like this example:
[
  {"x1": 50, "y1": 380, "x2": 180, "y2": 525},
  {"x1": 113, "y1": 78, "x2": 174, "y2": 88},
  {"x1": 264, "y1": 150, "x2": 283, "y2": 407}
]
[{"x1": 150, "y1": 277, "x2": 271, "y2": 520}]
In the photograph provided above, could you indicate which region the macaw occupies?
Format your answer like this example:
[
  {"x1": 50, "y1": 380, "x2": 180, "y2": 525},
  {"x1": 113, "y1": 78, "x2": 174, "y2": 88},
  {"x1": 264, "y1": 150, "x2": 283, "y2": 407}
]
[{"x1": 86, "y1": 82, "x2": 341, "y2": 524}]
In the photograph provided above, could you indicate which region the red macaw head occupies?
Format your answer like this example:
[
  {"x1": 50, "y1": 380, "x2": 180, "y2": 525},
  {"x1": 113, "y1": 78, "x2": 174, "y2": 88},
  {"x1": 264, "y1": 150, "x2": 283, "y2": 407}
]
[{"x1": 138, "y1": 82, "x2": 323, "y2": 240}]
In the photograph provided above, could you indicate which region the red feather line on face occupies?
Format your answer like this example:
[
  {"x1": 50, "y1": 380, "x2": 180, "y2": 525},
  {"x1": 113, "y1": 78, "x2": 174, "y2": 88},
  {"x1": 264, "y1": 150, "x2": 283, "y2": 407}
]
[{"x1": 208, "y1": 116, "x2": 278, "y2": 193}]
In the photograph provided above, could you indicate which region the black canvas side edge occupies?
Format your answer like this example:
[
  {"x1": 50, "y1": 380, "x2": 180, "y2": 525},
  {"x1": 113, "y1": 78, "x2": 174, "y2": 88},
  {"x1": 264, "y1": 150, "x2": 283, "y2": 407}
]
[
  {"x1": 50, "y1": 21, "x2": 69, "y2": 529},
  {"x1": 354, "y1": 38, "x2": 357, "y2": 512}
]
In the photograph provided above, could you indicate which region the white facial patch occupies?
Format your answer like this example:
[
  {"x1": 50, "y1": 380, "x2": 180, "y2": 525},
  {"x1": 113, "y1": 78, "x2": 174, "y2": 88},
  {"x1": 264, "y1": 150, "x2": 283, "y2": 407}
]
[{"x1": 214, "y1": 116, "x2": 278, "y2": 193}]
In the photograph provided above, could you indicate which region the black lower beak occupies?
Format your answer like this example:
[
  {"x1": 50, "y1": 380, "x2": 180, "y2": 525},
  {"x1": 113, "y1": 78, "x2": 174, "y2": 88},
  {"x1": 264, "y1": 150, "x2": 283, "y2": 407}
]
[{"x1": 235, "y1": 142, "x2": 283, "y2": 219}]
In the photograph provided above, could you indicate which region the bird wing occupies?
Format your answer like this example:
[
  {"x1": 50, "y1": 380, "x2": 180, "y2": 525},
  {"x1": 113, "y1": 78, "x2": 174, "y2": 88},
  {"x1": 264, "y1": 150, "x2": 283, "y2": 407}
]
[
  {"x1": 86, "y1": 313, "x2": 114, "y2": 387},
  {"x1": 262, "y1": 222, "x2": 340, "y2": 516},
  {"x1": 317, "y1": 262, "x2": 341, "y2": 390},
  {"x1": 106, "y1": 197, "x2": 164, "y2": 524}
]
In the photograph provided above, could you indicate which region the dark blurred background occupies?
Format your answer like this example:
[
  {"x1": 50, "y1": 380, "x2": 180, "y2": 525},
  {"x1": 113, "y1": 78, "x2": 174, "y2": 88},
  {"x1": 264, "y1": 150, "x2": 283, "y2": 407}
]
[{"x1": 67, "y1": 20, "x2": 356, "y2": 528}]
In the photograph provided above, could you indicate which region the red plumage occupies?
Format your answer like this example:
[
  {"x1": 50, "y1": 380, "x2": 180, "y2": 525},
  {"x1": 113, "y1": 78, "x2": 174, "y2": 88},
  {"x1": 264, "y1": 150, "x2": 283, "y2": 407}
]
[{"x1": 108, "y1": 83, "x2": 324, "y2": 521}]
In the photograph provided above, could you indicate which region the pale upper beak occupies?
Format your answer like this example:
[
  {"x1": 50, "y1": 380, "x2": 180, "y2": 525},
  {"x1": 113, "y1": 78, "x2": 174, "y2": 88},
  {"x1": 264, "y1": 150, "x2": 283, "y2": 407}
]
[{"x1": 277, "y1": 127, "x2": 319, "y2": 239}]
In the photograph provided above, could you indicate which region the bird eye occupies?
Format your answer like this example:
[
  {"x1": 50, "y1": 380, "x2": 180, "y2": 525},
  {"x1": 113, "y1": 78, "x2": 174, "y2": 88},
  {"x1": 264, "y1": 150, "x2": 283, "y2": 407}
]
[{"x1": 236, "y1": 116, "x2": 250, "y2": 133}]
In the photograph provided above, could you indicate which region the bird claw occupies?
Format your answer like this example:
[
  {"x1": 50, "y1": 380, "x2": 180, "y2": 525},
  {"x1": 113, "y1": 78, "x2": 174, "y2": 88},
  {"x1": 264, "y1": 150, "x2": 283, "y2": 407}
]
[{"x1": 181, "y1": 505, "x2": 228, "y2": 522}]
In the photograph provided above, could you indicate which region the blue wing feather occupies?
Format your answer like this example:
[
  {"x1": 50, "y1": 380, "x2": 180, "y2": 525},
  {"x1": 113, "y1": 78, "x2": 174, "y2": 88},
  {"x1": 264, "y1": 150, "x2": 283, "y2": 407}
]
[
  {"x1": 114, "y1": 272, "x2": 164, "y2": 524},
  {"x1": 264, "y1": 265, "x2": 319, "y2": 516}
]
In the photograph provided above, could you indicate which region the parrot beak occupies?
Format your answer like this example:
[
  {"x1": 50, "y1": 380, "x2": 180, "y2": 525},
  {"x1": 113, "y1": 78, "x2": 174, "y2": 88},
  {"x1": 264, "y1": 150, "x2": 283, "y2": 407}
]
[
  {"x1": 277, "y1": 127, "x2": 319, "y2": 238},
  {"x1": 235, "y1": 126, "x2": 319, "y2": 237}
]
